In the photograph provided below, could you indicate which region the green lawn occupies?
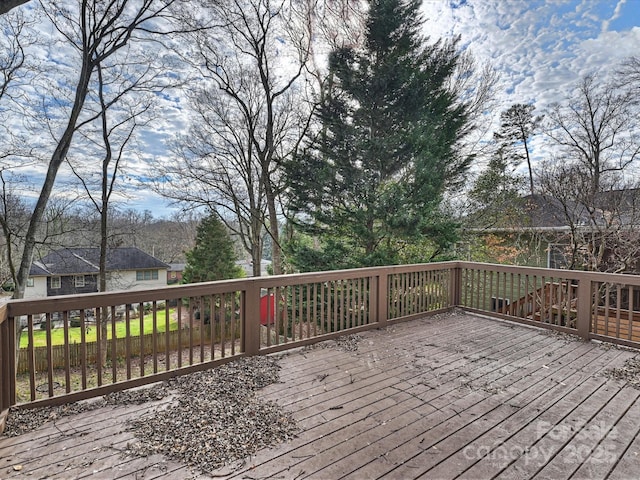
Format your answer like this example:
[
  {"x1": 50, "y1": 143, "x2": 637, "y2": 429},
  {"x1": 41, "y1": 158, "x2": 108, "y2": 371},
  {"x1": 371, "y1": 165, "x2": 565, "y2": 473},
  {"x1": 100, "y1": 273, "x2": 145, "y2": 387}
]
[{"x1": 20, "y1": 310, "x2": 180, "y2": 348}]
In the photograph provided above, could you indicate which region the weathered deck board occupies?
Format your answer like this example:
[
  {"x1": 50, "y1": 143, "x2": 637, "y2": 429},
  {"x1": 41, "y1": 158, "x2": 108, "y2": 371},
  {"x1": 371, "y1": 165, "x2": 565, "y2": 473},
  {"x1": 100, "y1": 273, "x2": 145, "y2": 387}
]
[
  {"x1": 258, "y1": 329, "x2": 560, "y2": 478},
  {"x1": 322, "y1": 344, "x2": 621, "y2": 479},
  {"x1": 1, "y1": 312, "x2": 639, "y2": 480}
]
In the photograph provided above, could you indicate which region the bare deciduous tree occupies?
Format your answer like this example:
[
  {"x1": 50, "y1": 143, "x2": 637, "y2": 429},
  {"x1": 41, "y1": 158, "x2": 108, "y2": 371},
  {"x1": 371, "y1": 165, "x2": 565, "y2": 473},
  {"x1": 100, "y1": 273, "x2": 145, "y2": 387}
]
[
  {"x1": 13, "y1": 0, "x2": 182, "y2": 299},
  {"x1": 544, "y1": 72, "x2": 640, "y2": 196},
  {"x1": 159, "y1": 0, "x2": 314, "y2": 276},
  {"x1": 446, "y1": 50, "x2": 500, "y2": 166},
  {"x1": 0, "y1": 10, "x2": 44, "y2": 291},
  {"x1": 538, "y1": 161, "x2": 640, "y2": 273},
  {"x1": 538, "y1": 71, "x2": 640, "y2": 273},
  {"x1": 67, "y1": 57, "x2": 161, "y2": 368},
  {"x1": 0, "y1": 172, "x2": 30, "y2": 288},
  {"x1": 69, "y1": 58, "x2": 163, "y2": 292},
  {"x1": 616, "y1": 56, "x2": 640, "y2": 95}
]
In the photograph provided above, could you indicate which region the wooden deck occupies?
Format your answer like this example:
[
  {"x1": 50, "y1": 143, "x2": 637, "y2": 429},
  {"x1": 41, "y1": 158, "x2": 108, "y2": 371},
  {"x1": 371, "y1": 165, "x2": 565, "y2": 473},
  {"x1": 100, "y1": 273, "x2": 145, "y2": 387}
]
[{"x1": 2, "y1": 312, "x2": 640, "y2": 480}]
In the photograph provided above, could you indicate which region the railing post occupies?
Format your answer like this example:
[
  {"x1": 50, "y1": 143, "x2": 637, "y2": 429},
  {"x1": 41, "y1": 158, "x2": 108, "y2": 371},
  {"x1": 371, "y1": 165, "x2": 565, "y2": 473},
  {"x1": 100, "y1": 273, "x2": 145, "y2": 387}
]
[
  {"x1": 376, "y1": 273, "x2": 388, "y2": 328},
  {"x1": 575, "y1": 277, "x2": 592, "y2": 340},
  {"x1": 449, "y1": 264, "x2": 462, "y2": 307},
  {"x1": 0, "y1": 305, "x2": 16, "y2": 433},
  {"x1": 242, "y1": 282, "x2": 261, "y2": 356}
]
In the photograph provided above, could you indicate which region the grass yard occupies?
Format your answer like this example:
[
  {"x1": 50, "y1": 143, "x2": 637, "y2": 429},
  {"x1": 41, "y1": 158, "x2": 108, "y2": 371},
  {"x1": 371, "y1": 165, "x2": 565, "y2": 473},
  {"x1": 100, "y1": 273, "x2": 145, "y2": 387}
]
[{"x1": 19, "y1": 310, "x2": 179, "y2": 348}]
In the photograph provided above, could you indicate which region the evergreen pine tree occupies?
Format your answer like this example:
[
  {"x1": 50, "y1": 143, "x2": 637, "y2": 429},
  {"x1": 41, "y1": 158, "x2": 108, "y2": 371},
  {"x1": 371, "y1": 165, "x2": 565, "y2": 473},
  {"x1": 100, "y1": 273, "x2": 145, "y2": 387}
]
[
  {"x1": 493, "y1": 104, "x2": 543, "y2": 196},
  {"x1": 183, "y1": 214, "x2": 243, "y2": 283},
  {"x1": 286, "y1": 0, "x2": 472, "y2": 270}
]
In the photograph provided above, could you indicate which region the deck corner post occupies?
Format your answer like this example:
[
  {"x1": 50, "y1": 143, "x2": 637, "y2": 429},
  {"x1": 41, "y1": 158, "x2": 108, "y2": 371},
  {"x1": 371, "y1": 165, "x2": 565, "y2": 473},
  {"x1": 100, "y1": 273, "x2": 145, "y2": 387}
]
[
  {"x1": 242, "y1": 282, "x2": 261, "y2": 356},
  {"x1": 375, "y1": 273, "x2": 388, "y2": 328},
  {"x1": 576, "y1": 278, "x2": 592, "y2": 340},
  {"x1": 449, "y1": 264, "x2": 462, "y2": 308}
]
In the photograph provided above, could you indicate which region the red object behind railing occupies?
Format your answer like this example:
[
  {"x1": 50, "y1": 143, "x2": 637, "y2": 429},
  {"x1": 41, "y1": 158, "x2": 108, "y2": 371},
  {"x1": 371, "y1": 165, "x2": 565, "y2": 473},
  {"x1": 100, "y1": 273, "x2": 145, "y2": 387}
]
[{"x1": 260, "y1": 293, "x2": 276, "y2": 326}]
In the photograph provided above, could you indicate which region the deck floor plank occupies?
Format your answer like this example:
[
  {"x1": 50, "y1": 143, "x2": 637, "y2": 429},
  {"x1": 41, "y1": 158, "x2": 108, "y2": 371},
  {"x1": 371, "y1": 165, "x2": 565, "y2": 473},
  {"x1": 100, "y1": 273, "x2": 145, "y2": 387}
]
[
  {"x1": 231, "y1": 320, "x2": 556, "y2": 478},
  {"x1": 494, "y1": 382, "x2": 625, "y2": 480},
  {"x1": 607, "y1": 427, "x2": 640, "y2": 480},
  {"x1": 332, "y1": 342, "x2": 611, "y2": 479},
  {"x1": 262, "y1": 333, "x2": 564, "y2": 478},
  {"x1": 384, "y1": 355, "x2": 626, "y2": 479},
  {"x1": 535, "y1": 385, "x2": 640, "y2": 480},
  {"x1": 425, "y1": 352, "x2": 630, "y2": 480},
  {"x1": 2, "y1": 312, "x2": 639, "y2": 480}
]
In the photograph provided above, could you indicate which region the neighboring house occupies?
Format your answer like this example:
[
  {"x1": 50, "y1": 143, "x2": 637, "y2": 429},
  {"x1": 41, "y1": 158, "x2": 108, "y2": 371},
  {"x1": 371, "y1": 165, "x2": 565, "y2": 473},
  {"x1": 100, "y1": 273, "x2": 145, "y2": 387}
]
[
  {"x1": 167, "y1": 263, "x2": 185, "y2": 285},
  {"x1": 465, "y1": 191, "x2": 640, "y2": 272},
  {"x1": 25, "y1": 247, "x2": 170, "y2": 300},
  {"x1": 462, "y1": 194, "x2": 568, "y2": 268}
]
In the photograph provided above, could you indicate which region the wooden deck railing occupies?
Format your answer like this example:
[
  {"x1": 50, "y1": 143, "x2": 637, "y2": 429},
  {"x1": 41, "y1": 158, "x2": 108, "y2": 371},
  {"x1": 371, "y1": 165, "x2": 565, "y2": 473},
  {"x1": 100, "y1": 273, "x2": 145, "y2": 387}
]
[
  {"x1": 458, "y1": 262, "x2": 640, "y2": 347},
  {"x1": 1, "y1": 261, "x2": 639, "y2": 433}
]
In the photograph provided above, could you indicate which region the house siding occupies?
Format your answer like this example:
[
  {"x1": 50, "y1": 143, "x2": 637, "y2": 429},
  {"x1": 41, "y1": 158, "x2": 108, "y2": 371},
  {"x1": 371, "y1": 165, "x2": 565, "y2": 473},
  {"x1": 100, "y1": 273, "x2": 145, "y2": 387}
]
[
  {"x1": 28, "y1": 248, "x2": 170, "y2": 298},
  {"x1": 107, "y1": 270, "x2": 166, "y2": 292},
  {"x1": 24, "y1": 277, "x2": 48, "y2": 300},
  {"x1": 47, "y1": 275, "x2": 98, "y2": 297}
]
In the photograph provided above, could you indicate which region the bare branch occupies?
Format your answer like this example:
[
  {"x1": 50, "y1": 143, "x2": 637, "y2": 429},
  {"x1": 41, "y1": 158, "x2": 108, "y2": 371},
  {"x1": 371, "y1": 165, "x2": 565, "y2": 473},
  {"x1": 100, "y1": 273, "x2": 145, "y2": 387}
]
[{"x1": 544, "y1": 72, "x2": 639, "y2": 195}]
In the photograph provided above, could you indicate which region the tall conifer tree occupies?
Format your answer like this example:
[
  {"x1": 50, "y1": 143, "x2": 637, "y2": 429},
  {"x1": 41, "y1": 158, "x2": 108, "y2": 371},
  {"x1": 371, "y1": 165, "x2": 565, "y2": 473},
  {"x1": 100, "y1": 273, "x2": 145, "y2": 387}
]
[{"x1": 286, "y1": 0, "x2": 471, "y2": 270}]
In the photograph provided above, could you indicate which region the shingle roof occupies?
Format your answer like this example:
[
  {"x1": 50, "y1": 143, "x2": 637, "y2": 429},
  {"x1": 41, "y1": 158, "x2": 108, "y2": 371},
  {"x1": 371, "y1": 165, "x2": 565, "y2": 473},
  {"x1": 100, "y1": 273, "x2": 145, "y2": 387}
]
[
  {"x1": 29, "y1": 247, "x2": 169, "y2": 276},
  {"x1": 519, "y1": 194, "x2": 586, "y2": 229},
  {"x1": 466, "y1": 189, "x2": 640, "y2": 233},
  {"x1": 520, "y1": 191, "x2": 640, "y2": 229},
  {"x1": 29, "y1": 261, "x2": 51, "y2": 276}
]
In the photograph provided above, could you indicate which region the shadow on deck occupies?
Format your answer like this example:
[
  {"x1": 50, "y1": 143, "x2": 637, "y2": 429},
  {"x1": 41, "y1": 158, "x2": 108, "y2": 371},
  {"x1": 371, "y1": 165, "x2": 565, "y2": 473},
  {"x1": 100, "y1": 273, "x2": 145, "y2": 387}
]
[{"x1": 2, "y1": 312, "x2": 640, "y2": 479}]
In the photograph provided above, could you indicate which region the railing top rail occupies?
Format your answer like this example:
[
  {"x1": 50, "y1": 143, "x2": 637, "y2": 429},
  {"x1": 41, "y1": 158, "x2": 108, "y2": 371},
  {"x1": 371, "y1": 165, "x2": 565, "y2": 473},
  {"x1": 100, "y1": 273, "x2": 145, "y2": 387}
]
[
  {"x1": 6, "y1": 262, "x2": 460, "y2": 317},
  {"x1": 7, "y1": 261, "x2": 640, "y2": 318},
  {"x1": 455, "y1": 261, "x2": 640, "y2": 285}
]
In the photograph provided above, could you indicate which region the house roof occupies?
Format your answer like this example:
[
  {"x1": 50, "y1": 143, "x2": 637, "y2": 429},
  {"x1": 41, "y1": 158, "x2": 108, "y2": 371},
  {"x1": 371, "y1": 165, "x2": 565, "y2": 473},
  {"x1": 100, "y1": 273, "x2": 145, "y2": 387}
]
[
  {"x1": 29, "y1": 261, "x2": 51, "y2": 276},
  {"x1": 519, "y1": 194, "x2": 588, "y2": 229},
  {"x1": 472, "y1": 190, "x2": 640, "y2": 233},
  {"x1": 29, "y1": 247, "x2": 169, "y2": 276},
  {"x1": 521, "y1": 191, "x2": 640, "y2": 230}
]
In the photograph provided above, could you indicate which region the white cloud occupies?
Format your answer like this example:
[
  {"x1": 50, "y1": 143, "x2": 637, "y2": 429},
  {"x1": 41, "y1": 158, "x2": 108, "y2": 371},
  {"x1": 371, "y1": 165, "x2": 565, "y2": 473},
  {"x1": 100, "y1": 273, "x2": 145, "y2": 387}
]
[
  {"x1": 601, "y1": 0, "x2": 627, "y2": 33},
  {"x1": 421, "y1": 0, "x2": 640, "y2": 172}
]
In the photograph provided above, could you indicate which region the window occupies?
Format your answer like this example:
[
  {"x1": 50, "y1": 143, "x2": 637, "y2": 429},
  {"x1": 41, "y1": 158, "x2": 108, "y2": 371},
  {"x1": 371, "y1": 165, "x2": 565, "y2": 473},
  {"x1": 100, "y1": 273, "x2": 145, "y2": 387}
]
[
  {"x1": 51, "y1": 276, "x2": 61, "y2": 289},
  {"x1": 136, "y1": 270, "x2": 159, "y2": 281},
  {"x1": 75, "y1": 275, "x2": 85, "y2": 288},
  {"x1": 170, "y1": 271, "x2": 177, "y2": 279},
  {"x1": 27, "y1": 278, "x2": 34, "y2": 287}
]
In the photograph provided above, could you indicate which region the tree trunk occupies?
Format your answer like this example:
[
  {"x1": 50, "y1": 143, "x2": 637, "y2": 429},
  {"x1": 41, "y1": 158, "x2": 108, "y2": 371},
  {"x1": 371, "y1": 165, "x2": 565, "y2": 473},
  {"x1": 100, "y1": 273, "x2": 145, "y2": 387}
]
[
  {"x1": 265, "y1": 180, "x2": 282, "y2": 275},
  {"x1": 99, "y1": 178, "x2": 108, "y2": 368},
  {"x1": 14, "y1": 52, "x2": 92, "y2": 299}
]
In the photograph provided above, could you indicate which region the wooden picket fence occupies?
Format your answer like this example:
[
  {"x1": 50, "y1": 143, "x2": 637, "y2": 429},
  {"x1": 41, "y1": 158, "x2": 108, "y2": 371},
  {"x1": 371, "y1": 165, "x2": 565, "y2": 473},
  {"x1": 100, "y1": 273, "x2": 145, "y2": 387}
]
[{"x1": 16, "y1": 324, "x2": 231, "y2": 374}]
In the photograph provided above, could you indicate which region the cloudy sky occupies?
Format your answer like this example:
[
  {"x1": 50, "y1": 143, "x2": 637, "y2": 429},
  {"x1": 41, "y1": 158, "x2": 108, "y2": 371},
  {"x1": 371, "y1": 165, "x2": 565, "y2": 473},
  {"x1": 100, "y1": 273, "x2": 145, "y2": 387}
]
[
  {"x1": 422, "y1": 0, "x2": 639, "y2": 112},
  {"x1": 4, "y1": 0, "x2": 640, "y2": 217},
  {"x1": 139, "y1": 0, "x2": 640, "y2": 214},
  {"x1": 416, "y1": 0, "x2": 640, "y2": 186}
]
